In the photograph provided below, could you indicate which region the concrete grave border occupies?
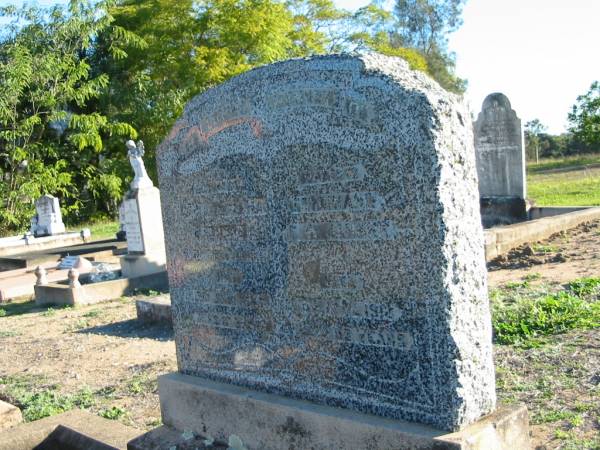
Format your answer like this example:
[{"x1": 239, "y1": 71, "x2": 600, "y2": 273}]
[{"x1": 484, "y1": 206, "x2": 600, "y2": 260}]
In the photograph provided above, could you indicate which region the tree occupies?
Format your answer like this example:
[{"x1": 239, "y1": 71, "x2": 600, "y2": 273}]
[
  {"x1": 98, "y1": 0, "x2": 345, "y2": 181},
  {"x1": 568, "y1": 81, "x2": 600, "y2": 151},
  {"x1": 0, "y1": 1, "x2": 138, "y2": 234},
  {"x1": 344, "y1": 3, "x2": 428, "y2": 73},
  {"x1": 524, "y1": 119, "x2": 547, "y2": 163},
  {"x1": 392, "y1": 0, "x2": 466, "y2": 93}
]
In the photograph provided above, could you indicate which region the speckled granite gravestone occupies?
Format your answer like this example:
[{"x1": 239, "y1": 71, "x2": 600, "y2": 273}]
[
  {"x1": 157, "y1": 54, "x2": 496, "y2": 434},
  {"x1": 474, "y1": 93, "x2": 527, "y2": 226}
]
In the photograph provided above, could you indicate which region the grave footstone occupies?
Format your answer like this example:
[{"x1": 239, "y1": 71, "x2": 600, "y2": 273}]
[
  {"x1": 30, "y1": 195, "x2": 66, "y2": 236},
  {"x1": 119, "y1": 140, "x2": 167, "y2": 278},
  {"x1": 143, "y1": 54, "x2": 529, "y2": 450},
  {"x1": 474, "y1": 93, "x2": 527, "y2": 226}
]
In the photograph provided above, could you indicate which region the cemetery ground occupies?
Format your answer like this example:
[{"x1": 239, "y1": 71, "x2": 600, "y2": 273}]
[
  {"x1": 528, "y1": 155, "x2": 600, "y2": 206},
  {"x1": 0, "y1": 224, "x2": 598, "y2": 449}
]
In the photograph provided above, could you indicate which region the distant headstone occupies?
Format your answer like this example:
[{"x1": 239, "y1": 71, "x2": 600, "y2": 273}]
[
  {"x1": 116, "y1": 202, "x2": 127, "y2": 241},
  {"x1": 474, "y1": 93, "x2": 527, "y2": 226},
  {"x1": 30, "y1": 195, "x2": 65, "y2": 236},
  {"x1": 122, "y1": 198, "x2": 143, "y2": 252},
  {"x1": 57, "y1": 255, "x2": 79, "y2": 270},
  {"x1": 119, "y1": 140, "x2": 166, "y2": 278},
  {"x1": 57, "y1": 256, "x2": 92, "y2": 270},
  {"x1": 146, "y1": 54, "x2": 526, "y2": 450}
]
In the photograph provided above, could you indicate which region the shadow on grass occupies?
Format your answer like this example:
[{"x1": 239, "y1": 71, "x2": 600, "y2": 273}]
[
  {"x1": 78, "y1": 319, "x2": 173, "y2": 342},
  {"x1": 0, "y1": 300, "x2": 65, "y2": 318}
]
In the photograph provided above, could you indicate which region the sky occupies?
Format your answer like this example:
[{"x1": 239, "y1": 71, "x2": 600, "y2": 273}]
[
  {"x1": 2, "y1": 0, "x2": 598, "y2": 134},
  {"x1": 337, "y1": 0, "x2": 600, "y2": 134}
]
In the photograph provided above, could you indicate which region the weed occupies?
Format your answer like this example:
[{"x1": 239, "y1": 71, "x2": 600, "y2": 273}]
[
  {"x1": 42, "y1": 308, "x2": 56, "y2": 317},
  {"x1": 573, "y1": 402, "x2": 594, "y2": 413},
  {"x1": 554, "y1": 429, "x2": 574, "y2": 440},
  {"x1": 100, "y1": 406, "x2": 126, "y2": 420},
  {"x1": 532, "y1": 244, "x2": 559, "y2": 254},
  {"x1": 567, "y1": 277, "x2": 600, "y2": 297},
  {"x1": 127, "y1": 374, "x2": 157, "y2": 395},
  {"x1": 533, "y1": 409, "x2": 579, "y2": 424},
  {"x1": 96, "y1": 386, "x2": 117, "y2": 398},
  {"x1": 503, "y1": 281, "x2": 530, "y2": 290},
  {"x1": 83, "y1": 309, "x2": 101, "y2": 318},
  {"x1": 0, "y1": 375, "x2": 94, "y2": 421},
  {"x1": 523, "y1": 272, "x2": 542, "y2": 282},
  {"x1": 0, "y1": 330, "x2": 19, "y2": 337},
  {"x1": 146, "y1": 417, "x2": 162, "y2": 427},
  {"x1": 0, "y1": 309, "x2": 6, "y2": 317},
  {"x1": 65, "y1": 319, "x2": 89, "y2": 332},
  {"x1": 492, "y1": 290, "x2": 600, "y2": 346}
]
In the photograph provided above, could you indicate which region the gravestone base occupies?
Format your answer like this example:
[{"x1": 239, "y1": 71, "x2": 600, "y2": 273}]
[
  {"x1": 149, "y1": 373, "x2": 530, "y2": 450},
  {"x1": 480, "y1": 196, "x2": 528, "y2": 228},
  {"x1": 120, "y1": 253, "x2": 166, "y2": 278}
]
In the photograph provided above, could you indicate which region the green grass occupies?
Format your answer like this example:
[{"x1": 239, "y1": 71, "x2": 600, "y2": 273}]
[
  {"x1": 71, "y1": 220, "x2": 119, "y2": 240},
  {"x1": 527, "y1": 155, "x2": 600, "y2": 206},
  {"x1": 492, "y1": 277, "x2": 600, "y2": 347},
  {"x1": 528, "y1": 171, "x2": 600, "y2": 206},
  {"x1": 0, "y1": 301, "x2": 39, "y2": 317},
  {"x1": 527, "y1": 155, "x2": 600, "y2": 174}
]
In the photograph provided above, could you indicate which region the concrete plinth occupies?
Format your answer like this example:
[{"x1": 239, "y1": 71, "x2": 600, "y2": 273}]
[
  {"x1": 0, "y1": 400, "x2": 23, "y2": 431},
  {"x1": 136, "y1": 295, "x2": 172, "y2": 326},
  {"x1": 149, "y1": 373, "x2": 530, "y2": 450},
  {"x1": 0, "y1": 409, "x2": 140, "y2": 450},
  {"x1": 480, "y1": 196, "x2": 528, "y2": 227},
  {"x1": 120, "y1": 254, "x2": 166, "y2": 278}
]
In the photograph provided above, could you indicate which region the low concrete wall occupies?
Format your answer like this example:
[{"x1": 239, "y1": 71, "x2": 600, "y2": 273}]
[
  {"x1": 35, "y1": 271, "x2": 168, "y2": 306},
  {"x1": 484, "y1": 206, "x2": 600, "y2": 260},
  {"x1": 0, "y1": 232, "x2": 89, "y2": 258}
]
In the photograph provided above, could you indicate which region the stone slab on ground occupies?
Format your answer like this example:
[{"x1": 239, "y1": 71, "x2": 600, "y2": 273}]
[
  {"x1": 484, "y1": 206, "x2": 600, "y2": 260},
  {"x1": 136, "y1": 294, "x2": 172, "y2": 326},
  {"x1": 153, "y1": 373, "x2": 530, "y2": 450},
  {"x1": 0, "y1": 409, "x2": 140, "y2": 450},
  {"x1": 0, "y1": 399, "x2": 23, "y2": 431}
]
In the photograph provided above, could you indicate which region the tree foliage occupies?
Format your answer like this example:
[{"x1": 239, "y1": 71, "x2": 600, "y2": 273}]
[
  {"x1": 569, "y1": 81, "x2": 600, "y2": 150},
  {"x1": 0, "y1": 1, "x2": 139, "y2": 234},
  {"x1": 392, "y1": 0, "x2": 466, "y2": 93}
]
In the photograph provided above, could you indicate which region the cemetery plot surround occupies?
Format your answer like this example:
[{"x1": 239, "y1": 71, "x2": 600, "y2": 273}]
[{"x1": 157, "y1": 54, "x2": 495, "y2": 432}]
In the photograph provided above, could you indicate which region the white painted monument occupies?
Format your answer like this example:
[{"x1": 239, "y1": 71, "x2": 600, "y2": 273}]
[
  {"x1": 30, "y1": 195, "x2": 65, "y2": 236},
  {"x1": 119, "y1": 140, "x2": 166, "y2": 278}
]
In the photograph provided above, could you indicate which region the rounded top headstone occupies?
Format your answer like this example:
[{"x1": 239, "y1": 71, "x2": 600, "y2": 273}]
[
  {"x1": 157, "y1": 53, "x2": 495, "y2": 432},
  {"x1": 481, "y1": 92, "x2": 512, "y2": 111}
]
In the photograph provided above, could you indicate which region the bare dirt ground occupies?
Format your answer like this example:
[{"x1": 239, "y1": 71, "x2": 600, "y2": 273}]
[
  {"x1": 488, "y1": 220, "x2": 600, "y2": 288},
  {"x1": 0, "y1": 222, "x2": 599, "y2": 448},
  {"x1": 0, "y1": 297, "x2": 176, "y2": 430}
]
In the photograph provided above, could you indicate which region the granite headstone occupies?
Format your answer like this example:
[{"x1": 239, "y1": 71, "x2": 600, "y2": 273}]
[
  {"x1": 157, "y1": 54, "x2": 496, "y2": 434},
  {"x1": 474, "y1": 93, "x2": 527, "y2": 225},
  {"x1": 30, "y1": 195, "x2": 65, "y2": 236}
]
